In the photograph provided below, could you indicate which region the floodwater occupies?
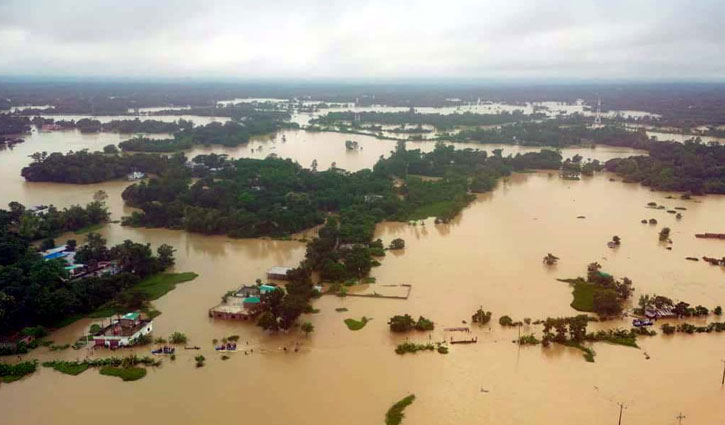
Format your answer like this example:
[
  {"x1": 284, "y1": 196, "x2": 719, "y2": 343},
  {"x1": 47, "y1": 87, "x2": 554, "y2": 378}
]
[
  {"x1": 187, "y1": 128, "x2": 646, "y2": 172},
  {"x1": 1, "y1": 124, "x2": 724, "y2": 425}
]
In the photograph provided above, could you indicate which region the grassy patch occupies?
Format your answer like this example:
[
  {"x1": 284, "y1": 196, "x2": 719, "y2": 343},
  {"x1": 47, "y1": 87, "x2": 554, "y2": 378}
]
[
  {"x1": 99, "y1": 366, "x2": 147, "y2": 381},
  {"x1": 74, "y1": 222, "x2": 107, "y2": 235},
  {"x1": 600, "y1": 336, "x2": 638, "y2": 348},
  {"x1": 136, "y1": 272, "x2": 199, "y2": 301},
  {"x1": 385, "y1": 394, "x2": 416, "y2": 425},
  {"x1": 406, "y1": 200, "x2": 462, "y2": 221},
  {"x1": 562, "y1": 341, "x2": 596, "y2": 362},
  {"x1": 558, "y1": 278, "x2": 595, "y2": 312},
  {"x1": 344, "y1": 317, "x2": 369, "y2": 331},
  {"x1": 88, "y1": 272, "x2": 198, "y2": 318},
  {"x1": 45, "y1": 361, "x2": 90, "y2": 376},
  {"x1": 0, "y1": 360, "x2": 38, "y2": 383}
]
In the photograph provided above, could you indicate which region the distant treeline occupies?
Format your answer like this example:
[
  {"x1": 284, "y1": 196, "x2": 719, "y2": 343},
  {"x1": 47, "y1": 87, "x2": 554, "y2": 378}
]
[
  {"x1": 0, "y1": 114, "x2": 31, "y2": 135},
  {"x1": 312, "y1": 112, "x2": 653, "y2": 149},
  {"x1": 4, "y1": 81, "x2": 725, "y2": 128},
  {"x1": 31, "y1": 117, "x2": 191, "y2": 134},
  {"x1": 149, "y1": 104, "x2": 291, "y2": 121},
  {"x1": 119, "y1": 119, "x2": 294, "y2": 152},
  {"x1": 448, "y1": 121, "x2": 652, "y2": 149},
  {"x1": 605, "y1": 141, "x2": 725, "y2": 194},
  {"x1": 20, "y1": 150, "x2": 182, "y2": 184},
  {"x1": 311, "y1": 110, "x2": 539, "y2": 130}
]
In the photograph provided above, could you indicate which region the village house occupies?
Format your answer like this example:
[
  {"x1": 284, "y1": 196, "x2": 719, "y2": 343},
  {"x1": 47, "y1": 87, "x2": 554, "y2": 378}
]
[
  {"x1": 267, "y1": 266, "x2": 293, "y2": 280},
  {"x1": 92, "y1": 312, "x2": 153, "y2": 349},
  {"x1": 209, "y1": 284, "x2": 273, "y2": 321},
  {"x1": 0, "y1": 334, "x2": 35, "y2": 351}
]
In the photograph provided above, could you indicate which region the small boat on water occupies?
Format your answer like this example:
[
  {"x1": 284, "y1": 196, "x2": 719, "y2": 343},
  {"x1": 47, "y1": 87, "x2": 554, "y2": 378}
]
[
  {"x1": 695, "y1": 233, "x2": 725, "y2": 239},
  {"x1": 632, "y1": 319, "x2": 653, "y2": 327},
  {"x1": 151, "y1": 346, "x2": 176, "y2": 355},
  {"x1": 215, "y1": 342, "x2": 238, "y2": 352},
  {"x1": 450, "y1": 337, "x2": 478, "y2": 344}
]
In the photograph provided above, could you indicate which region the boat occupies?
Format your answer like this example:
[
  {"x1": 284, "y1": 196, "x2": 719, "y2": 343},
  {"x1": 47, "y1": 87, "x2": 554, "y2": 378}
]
[
  {"x1": 695, "y1": 233, "x2": 725, "y2": 239},
  {"x1": 215, "y1": 342, "x2": 238, "y2": 352},
  {"x1": 632, "y1": 319, "x2": 653, "y2": 327},
  {"x1": 151, "y1": 346, "x2": 175, "y2": 355},
  {"x1": 450, "y1": 337, "x2": 478, "y2": 344}
]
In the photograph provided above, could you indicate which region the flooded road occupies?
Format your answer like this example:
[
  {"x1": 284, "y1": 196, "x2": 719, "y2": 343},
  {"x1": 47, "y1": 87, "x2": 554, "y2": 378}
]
[{"x1": 0, "y1": 126, "x2": 724, "y2": 425}]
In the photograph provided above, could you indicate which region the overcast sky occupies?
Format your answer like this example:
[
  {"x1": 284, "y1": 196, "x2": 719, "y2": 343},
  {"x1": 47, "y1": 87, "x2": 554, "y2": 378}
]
[{"x1": 1, "y1": 0, "x2": 723, "y2": 81}]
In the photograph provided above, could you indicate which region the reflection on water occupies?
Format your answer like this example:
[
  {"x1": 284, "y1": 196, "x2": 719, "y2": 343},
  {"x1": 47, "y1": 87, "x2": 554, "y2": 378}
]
[{"x1": 0, "y1": 125, "x2": 724, "y2": 425}]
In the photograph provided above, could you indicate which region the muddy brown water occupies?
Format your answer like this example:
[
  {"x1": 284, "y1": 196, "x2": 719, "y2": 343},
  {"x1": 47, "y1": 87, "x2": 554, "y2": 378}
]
[{"x1": 0, "y1": 127, "x2": 723, "y2": 425}]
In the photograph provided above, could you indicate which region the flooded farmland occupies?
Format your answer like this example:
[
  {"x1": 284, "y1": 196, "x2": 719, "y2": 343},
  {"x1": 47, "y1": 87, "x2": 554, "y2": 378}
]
[{"x1": 0, "y1": 124, "x2": 724, "y2": 425}]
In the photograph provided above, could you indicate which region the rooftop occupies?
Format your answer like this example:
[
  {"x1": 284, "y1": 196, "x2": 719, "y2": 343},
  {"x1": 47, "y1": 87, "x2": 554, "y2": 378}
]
[{"x1": 267, "y1": 266, "x2": 293, "y2": 276}]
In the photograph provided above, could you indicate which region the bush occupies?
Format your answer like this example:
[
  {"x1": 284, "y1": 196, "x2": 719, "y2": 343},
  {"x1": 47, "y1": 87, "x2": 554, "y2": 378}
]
[
  {"x1": 472, "y1": 307, "x2": 492, "y2": 325},
  {"x1": 344, "y1": 317, "x2": 369, "y2": 331},
  {"x1": 99, "y1": 366, "x2": 147, "y2": 381},
  {"x1": 389, "y1": 238, "x2": 405, "y2": 250},
  {"x1": 499, "y1": 315, "x2": 514, "y2": 326},
  {"x1": 103, "y1": 144, "x2": 119, "y2": 154},
  {"x1": 0, "y1": 360, "x2": 38, "y2": 383},
  {"x1": 385, "y1": 394, "x2": 416, "y2": 425},
  {"x1": 130, "y1": 334, "x2": 152, "y2": 346},
  {"x1": 388, "y1": 315, "x2": 416, "y2": 332},
  {"x1": 661, "y1": 323, "x2": 676, "y2": 335},
  {"x1": 415, "y1": 316, "x2": 434, "y2": 331},
  {"x1": 169, "y1": 332, "x2": 188, "y2": 344},
  {"x1": 517, "y1": 334, "x2": 541, "y2": 345}
]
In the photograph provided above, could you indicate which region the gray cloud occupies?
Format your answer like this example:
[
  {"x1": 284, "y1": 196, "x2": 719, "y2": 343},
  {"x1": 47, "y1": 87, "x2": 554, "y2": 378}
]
[{"x1": 0, "y1": 0, "x2": 723, "y2": 80}]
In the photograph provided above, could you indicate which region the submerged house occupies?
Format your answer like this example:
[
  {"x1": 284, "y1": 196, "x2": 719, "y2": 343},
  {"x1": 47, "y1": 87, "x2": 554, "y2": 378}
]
[
  {"x1": 127, "y1": 171, "x2": 146, "y2": 181},
  {"x1": 92, "y1": 312, "x2": 153, "y2": 348},
  {"x1": 41, "y1": 246, "x2": 72, "y2": 261},
  {"x1": 68, "y1": 261, "x2": 120, "y2": 280},
  {"x1": 209, "y1": 285, "x2": 271, "y2": 321},
  {"x1": 267, "y1": 266, "x2": 293, "y2": 280}
]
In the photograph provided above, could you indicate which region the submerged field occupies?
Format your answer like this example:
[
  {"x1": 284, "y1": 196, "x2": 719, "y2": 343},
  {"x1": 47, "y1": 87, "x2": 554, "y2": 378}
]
[{"x1": 0, "y1": 117, "x2": 724, "y2": 425}]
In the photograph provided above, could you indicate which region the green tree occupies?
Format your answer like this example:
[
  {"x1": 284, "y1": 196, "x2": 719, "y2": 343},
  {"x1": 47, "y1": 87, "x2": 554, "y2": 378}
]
[
  {"x1": 301, "y1": 321, "x2": 314, "y2": 337},
  {"x1": 388, "y1": 315, "x2": 415, "y2": 332}
]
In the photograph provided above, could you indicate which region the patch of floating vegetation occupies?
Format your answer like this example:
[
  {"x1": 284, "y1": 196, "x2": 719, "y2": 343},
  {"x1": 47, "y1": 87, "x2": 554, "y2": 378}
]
[
  {"x1": 385, "y1": 394, "x2": 416, "y2": 425},
  {"x1": 344, "y1": 317, "x2": 370, "y2": 331}
]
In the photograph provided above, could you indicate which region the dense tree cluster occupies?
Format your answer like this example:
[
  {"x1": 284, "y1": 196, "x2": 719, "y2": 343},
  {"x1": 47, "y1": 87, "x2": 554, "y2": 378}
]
[
  {"x1": 604, "y1": 140, "x2": 725, "y2": 194},
  {"x1": 312, "y1": 110, "x2": 539, "y2": 130},
  {"x1": 120, "y1": 119, "x2": 291, "y2": 152},
  {"x1": 1, "y1": 200, "x2": 109, "y2": 241},
  {"x1": 0, "y1": 114, "x2": 31, "y2": 135},
  {"x1": 561, "y1": 263, "x2": 634, "y2": 316},
  {"x1": 448, "y1": 120, "x2": 651, "y2": 149},
  {"x1": 255, "y1": 268, "x2": 315, "y2": 332},
  {"x1": 387, "y1": 314, "x2": 435, "y2": 332},
  {"x1": 150, "y1": 104, "x2": 291, "y2": 121},
  {"x1": 33, "y1": 117, "x2": 190, "y2": 134},
  {"x1": 21, "y1": 150, "x2": 184, "y2": 184},
  {"x1": 0, "y1": 222, "x2": 174, "y2": 336},
  {"x1": 119, "y1": 136, "x2": 193, "y2": 153}
]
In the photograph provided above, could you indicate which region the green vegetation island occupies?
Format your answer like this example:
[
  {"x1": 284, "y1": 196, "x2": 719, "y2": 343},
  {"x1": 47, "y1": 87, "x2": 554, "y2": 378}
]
[{"x1": 0, "y1": 198, "x2": 185, "y2": 350}]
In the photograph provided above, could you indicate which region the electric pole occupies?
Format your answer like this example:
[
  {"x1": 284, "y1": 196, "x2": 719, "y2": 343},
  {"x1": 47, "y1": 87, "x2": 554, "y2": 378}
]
[
  {"x1": 721, "y1": 359, "x2": 725, "y2": 386},
  {"x1": 676, "y1": 412, "x2": 686, "y2": 425},
  {"x1": 617, "y1": 402, "x2": 626, "y2": 425}
]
